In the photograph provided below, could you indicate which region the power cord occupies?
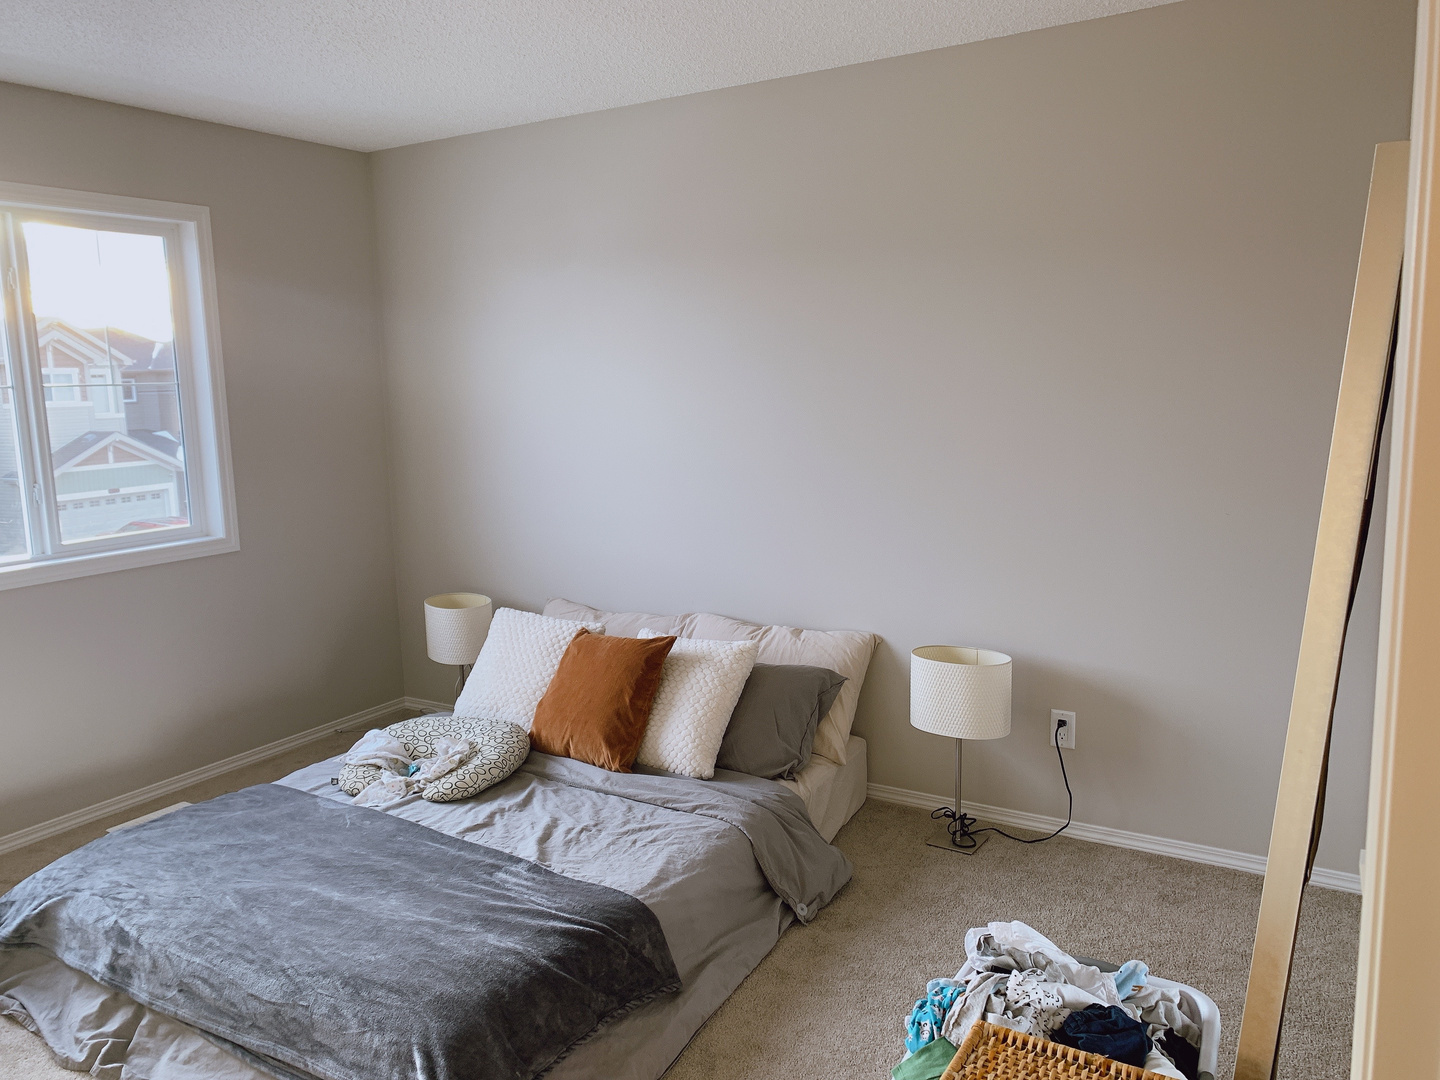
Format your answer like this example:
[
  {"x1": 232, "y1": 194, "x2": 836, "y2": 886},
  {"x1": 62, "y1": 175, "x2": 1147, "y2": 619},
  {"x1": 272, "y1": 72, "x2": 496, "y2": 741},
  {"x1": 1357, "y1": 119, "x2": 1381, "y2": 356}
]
[{"x1": 930, "y1": 718, "x2": 1074, "y2": 848}]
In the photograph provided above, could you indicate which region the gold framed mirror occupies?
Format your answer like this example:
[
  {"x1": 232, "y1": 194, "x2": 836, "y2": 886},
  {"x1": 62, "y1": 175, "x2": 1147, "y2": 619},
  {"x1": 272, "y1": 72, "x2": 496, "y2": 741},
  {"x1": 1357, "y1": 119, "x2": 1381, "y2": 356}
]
[{"x1": 1233, "y1": 141, "x2": 1409, "y2": 1080}]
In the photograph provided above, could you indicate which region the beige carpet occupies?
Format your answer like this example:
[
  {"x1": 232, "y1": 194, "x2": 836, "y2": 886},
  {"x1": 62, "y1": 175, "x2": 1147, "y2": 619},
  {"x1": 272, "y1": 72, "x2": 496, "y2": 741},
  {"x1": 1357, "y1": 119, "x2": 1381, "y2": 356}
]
[{"x1": 1, "y1": 738, "x2": 1359, "y2": 1080}]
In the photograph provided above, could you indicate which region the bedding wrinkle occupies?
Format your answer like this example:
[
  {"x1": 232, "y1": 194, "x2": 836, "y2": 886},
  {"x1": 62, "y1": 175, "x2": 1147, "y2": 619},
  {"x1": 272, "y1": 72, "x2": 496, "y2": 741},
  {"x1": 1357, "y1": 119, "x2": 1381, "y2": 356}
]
[{"x1": 0, "y1": 786, "x2": 681, "y2": 1080}]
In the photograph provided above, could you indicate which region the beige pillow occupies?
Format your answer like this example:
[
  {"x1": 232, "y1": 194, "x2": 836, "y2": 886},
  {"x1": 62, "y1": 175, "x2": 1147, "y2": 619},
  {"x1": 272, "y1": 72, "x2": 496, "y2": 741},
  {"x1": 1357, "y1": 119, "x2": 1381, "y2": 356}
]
[{"x1": 544, "y1": 599, "x2": 877, "y2": 765}]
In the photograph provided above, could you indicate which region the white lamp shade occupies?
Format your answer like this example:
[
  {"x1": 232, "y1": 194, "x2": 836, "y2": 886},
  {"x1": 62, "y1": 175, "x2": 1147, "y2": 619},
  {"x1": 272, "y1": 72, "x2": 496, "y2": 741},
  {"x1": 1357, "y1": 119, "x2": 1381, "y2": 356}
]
[
  {"x1": 424, "y1": 593, "x2": 493, "y2": 666},
  {"x1": 910, "y1": 646, "x2": 1012, "y2": 740}
]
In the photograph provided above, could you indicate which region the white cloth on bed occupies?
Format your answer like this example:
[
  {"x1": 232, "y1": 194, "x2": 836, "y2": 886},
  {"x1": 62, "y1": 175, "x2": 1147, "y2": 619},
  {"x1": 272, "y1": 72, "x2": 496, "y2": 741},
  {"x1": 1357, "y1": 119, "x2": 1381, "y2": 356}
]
[
  {"x1": 349, "y1": 735, "x2": 474, "y2": 807},
  {"x1": 343, "y1": 729, "x2": 411, "y2": 772}
]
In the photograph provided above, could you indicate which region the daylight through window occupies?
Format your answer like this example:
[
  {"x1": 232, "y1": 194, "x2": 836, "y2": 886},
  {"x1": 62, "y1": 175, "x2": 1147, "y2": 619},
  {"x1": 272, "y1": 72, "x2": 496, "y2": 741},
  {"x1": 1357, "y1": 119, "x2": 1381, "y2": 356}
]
[{"x1": 0, "y1": 183, "x2": 236, "y2": 588}]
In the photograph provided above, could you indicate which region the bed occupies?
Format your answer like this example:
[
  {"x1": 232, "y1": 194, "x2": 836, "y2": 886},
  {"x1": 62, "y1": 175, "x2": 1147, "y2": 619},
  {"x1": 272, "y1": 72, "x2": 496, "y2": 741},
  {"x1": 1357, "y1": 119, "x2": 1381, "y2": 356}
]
[
  {"x1": 783, "y1": 734, "x2": 869, "y2": 844},
  {"x1": 0, "y1": 603, "x2": 876, "y2": 1080}
]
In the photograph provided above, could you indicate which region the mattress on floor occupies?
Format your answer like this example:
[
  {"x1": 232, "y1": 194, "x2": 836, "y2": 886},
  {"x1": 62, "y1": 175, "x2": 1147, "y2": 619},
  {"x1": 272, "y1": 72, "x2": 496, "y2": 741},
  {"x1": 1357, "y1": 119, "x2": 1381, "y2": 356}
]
[
  {"x1": 782, "y1": 734, "x2": 868, "y2": 843},
  {"x1": 0, "y1": 751, "x2": 855, "y2": 1080}
]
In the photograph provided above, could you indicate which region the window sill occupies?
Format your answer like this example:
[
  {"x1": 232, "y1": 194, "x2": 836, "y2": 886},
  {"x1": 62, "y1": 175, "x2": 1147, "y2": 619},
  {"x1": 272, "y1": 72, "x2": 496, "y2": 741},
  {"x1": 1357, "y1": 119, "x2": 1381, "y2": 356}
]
[{"x1": 0, "y1": 532, "x2": 240, "y2": 591}]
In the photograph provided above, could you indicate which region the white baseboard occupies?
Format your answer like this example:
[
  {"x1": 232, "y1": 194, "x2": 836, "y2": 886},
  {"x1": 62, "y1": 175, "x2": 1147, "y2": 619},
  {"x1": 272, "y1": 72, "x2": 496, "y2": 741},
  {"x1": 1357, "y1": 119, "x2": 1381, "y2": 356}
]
[
  {"x1": 5, "y1": 705, "x2": 1359, "y2": 898},
  {"x1": 866, "y1": 783, "x2": 1362, "y2": 895},
  {"x1": 0, "y1": 697, "x2": 417, "y2": 857}
]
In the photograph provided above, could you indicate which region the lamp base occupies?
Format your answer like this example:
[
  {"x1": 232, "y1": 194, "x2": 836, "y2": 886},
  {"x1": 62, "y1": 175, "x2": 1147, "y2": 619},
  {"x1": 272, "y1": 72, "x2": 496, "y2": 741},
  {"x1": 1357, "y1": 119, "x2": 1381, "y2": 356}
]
[{"x1": 926, "y1": 815, "x2": 990, "y2": 855}]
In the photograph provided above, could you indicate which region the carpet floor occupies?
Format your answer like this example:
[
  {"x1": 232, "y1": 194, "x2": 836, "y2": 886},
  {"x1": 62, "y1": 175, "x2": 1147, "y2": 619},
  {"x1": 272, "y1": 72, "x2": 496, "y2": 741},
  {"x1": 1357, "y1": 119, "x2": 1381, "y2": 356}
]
[{"x1": 0, "y1": 735, "x2": 1359, "y2": 1080}]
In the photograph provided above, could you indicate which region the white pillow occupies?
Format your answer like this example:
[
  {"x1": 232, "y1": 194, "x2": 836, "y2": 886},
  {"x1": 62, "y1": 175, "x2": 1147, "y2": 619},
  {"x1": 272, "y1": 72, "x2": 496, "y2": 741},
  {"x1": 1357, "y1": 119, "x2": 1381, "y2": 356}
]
[
  {"x1": 545, "y1": 598, "x2": 877, "y2": 766},
  {"x1": 635, "y1": 629, "x2": 759, "y2": 779},
  {"x1": 453, "y1": 608, "x2": 602, "y2": 730}
]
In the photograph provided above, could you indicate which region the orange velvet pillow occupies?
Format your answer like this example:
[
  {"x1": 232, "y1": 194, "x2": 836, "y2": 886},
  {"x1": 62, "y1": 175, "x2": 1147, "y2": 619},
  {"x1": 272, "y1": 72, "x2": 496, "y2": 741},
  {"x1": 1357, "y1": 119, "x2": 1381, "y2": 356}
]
[{"x1": 530, "y1": 629, "x2": 677, "y2": 772}]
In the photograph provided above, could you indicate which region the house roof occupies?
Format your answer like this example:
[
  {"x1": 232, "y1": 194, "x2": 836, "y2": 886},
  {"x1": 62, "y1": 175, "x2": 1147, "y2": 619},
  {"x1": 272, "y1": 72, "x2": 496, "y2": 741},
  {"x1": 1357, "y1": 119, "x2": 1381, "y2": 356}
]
[
  {"x1": 99, "y1": 327, "x2": 176, "y2": 373},
  {"x1": 51, "y1": 429, "x2": 183, "y2": 470},
  {"x1": 36, "y1": 317, "x2": 175, "y2": 373},
  {"x1": 50, "y1": 431, "x2": 109, "y2": 469},
  {"x1": 127, "y1": 430, "x2": 184, "y2": 461}
]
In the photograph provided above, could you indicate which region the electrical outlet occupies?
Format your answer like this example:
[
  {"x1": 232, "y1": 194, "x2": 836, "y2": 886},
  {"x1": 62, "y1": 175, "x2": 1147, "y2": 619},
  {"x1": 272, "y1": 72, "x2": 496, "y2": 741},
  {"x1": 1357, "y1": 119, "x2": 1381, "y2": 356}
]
[{"x1": 1051, "y1": 710, "x2": 1077, "y2": 749}]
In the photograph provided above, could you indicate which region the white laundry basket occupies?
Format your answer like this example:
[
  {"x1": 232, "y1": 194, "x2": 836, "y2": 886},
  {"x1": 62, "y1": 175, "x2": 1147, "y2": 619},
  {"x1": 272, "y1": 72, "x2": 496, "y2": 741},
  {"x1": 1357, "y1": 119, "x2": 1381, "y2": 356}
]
[
  {"x1": 1073, "y1": 956, "x2": 1221, "y2": 1080},
  {"x1": 1147, "y1": 975, "x2": 1221, "y2": 1080}
]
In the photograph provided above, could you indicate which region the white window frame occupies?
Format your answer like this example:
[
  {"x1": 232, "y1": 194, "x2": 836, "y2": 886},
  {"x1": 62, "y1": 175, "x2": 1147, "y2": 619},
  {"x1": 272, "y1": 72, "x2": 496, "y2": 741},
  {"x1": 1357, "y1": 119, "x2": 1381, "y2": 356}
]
[
  {"x1": 42, "y1": 367, "x2": 81, "y2": 404},
  {"x1": 0, "y1": 181, "x2": 238, "y2": 590}
]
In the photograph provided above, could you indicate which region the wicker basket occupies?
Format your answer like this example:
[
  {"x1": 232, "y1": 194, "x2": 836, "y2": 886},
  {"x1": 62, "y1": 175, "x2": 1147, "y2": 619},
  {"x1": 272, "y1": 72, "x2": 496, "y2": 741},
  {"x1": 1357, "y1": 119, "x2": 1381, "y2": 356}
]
[{"x1": 940, "y1": 1021, "x2": 1169, "y2": 1080}]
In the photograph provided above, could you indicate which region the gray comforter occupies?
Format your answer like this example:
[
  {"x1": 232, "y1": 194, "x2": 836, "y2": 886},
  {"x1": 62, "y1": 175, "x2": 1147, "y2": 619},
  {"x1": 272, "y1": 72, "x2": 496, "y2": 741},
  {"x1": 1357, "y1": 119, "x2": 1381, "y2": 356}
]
[
  {"x1": 0, "y1": 750, "x2": 854, "y2": 1080},
  {"x1": 0, "y1": 783, "x2": 681, "y2": 1080}
]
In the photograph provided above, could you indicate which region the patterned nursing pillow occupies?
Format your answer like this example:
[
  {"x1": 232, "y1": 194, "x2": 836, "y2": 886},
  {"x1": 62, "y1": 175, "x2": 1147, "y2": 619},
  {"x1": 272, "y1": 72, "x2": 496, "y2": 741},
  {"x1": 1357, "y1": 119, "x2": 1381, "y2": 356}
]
[{"x1": 338, "y1": 714, "x2": 530, "y2": 803}]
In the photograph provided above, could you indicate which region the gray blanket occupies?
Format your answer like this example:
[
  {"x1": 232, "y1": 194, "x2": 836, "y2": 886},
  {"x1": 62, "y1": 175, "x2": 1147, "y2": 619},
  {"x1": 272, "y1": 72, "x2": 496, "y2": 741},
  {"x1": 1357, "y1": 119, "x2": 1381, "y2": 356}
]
[
  {"x1": 0, "y1": 783, "x2": 680, "y2": 1080},
  {"x1": 520, "y1": 753, "x2": 851, "y2": 922}
]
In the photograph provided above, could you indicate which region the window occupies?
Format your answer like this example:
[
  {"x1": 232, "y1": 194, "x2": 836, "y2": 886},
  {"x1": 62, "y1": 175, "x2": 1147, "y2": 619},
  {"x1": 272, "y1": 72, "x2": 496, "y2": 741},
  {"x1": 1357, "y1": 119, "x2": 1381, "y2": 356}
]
[
  {"x1": 0, "y1": 182, "x2": 237, "y2": 588},
  {"x1": 42, "y1": 369, "x2": 80, "y2": 403}
]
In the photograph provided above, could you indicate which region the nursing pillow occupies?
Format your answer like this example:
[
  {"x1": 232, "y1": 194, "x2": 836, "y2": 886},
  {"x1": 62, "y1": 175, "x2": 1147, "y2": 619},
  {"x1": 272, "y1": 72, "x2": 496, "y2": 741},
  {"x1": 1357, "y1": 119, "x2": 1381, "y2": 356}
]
[{"x1": 338, "y1": 714, "x2": 529, "y2": 803}]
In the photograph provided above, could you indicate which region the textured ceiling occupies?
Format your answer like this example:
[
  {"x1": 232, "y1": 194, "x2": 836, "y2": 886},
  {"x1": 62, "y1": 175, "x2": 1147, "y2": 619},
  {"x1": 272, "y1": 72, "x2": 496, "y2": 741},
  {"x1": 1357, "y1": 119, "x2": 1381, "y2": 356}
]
[{"x1": 0, "y1": 0, "x2": 1180, "y2": 152}]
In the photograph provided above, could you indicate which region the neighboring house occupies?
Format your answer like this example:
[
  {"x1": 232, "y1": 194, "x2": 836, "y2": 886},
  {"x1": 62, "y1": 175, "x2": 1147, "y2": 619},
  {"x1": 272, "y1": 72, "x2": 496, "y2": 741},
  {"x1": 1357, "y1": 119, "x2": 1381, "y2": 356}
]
[
  {"x1": 36, "y1": 317, "x2": 131, "y2": 447},
  {"x1": 0, "y1": 317, "x2": 187, "y2": 551},
  {"x1": 51, "y1": 429, "x2": 186, "y2": 539}
]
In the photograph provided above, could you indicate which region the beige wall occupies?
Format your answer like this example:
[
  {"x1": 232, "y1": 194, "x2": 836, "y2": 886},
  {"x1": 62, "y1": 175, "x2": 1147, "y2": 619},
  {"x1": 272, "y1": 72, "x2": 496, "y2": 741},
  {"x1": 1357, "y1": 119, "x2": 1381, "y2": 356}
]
[
  {"x1": 0, "y1": 83, "x2": 403, "y2": 833},
  {"x1": 372, "y1": 0, "x2": 1414, "y2": 874}
]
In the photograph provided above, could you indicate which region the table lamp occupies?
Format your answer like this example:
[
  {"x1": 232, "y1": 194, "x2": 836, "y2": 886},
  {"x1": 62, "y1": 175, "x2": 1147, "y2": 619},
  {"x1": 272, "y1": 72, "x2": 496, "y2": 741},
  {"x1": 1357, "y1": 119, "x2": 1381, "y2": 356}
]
[
  {"x1": 910, "y1": 645, "x2": 1012, "y2": 853},
  {"x1": 424, "y1": 593, "x2": 493, "y2": 699}
]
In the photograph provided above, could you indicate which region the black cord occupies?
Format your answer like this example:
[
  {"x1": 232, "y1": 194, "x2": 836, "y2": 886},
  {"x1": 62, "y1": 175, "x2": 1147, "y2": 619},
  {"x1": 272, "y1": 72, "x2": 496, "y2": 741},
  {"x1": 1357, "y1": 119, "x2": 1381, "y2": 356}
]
[{"x1": 930, "y1": 729, "x2": 1074, "y2": 847}]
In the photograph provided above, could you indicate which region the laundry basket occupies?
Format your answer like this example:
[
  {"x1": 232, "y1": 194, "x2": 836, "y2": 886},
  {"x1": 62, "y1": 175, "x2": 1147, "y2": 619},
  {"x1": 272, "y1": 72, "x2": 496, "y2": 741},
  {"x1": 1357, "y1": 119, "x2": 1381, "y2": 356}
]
[
  {"x1": 941, "y1": 1022, "x2": 1168, "y2": 1079},
  {"x1": 1146, "y1": 974, "x2": 1220, "y2": 1080},
  {"x1": 1068, "y1": 954, "x2": 1221, "y2": 1080},
  {"x1": 938, "y1": 974, "x2": 1221, "y2": 1080}
]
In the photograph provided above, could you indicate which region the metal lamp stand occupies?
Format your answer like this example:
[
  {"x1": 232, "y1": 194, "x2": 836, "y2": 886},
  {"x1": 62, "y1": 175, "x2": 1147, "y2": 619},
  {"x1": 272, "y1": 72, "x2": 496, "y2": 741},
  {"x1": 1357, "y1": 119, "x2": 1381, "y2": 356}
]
[
  {"x1": 454, "y1": 664, "x2": 471, "y2": 701},
  {"x1": 927, "y1": 737, "x2": 988, "y2": 854}
]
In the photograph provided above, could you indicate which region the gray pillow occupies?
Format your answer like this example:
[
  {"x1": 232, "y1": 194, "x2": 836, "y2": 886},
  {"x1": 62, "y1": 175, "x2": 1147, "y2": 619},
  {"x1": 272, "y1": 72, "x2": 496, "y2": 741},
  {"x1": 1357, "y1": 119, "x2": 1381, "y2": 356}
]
[{"x1": 715, "y1": 664, "x2": 847, "y2": 780}]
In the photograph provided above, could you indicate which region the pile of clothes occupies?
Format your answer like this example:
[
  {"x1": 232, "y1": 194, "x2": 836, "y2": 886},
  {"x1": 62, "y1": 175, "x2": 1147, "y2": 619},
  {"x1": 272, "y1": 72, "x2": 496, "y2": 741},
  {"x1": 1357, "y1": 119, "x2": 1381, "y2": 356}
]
[{"x1": 895, "y1": 921, "x2": 1204, "y2": 1080}]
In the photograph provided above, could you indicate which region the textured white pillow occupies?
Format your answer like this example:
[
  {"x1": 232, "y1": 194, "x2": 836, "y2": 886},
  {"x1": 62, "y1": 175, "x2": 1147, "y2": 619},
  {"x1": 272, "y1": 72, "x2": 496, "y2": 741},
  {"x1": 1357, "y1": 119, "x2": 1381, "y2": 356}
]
[
  {"x1": 453, "y1": 608, "x2": 602, "y2": 729},
  {"x1": 545, "y1": 598, "x2": 877, "y2": 766},
  {"x1": 635, "y1": 630, "x2": 759, "y2": 779}
]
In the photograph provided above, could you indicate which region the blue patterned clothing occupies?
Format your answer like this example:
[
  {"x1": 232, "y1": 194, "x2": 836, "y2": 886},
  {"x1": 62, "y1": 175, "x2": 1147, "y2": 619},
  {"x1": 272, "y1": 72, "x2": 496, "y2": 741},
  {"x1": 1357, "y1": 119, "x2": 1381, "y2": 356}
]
[{"x1": 904, "y1": 978, "x2": 965, "y2": 1053}]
